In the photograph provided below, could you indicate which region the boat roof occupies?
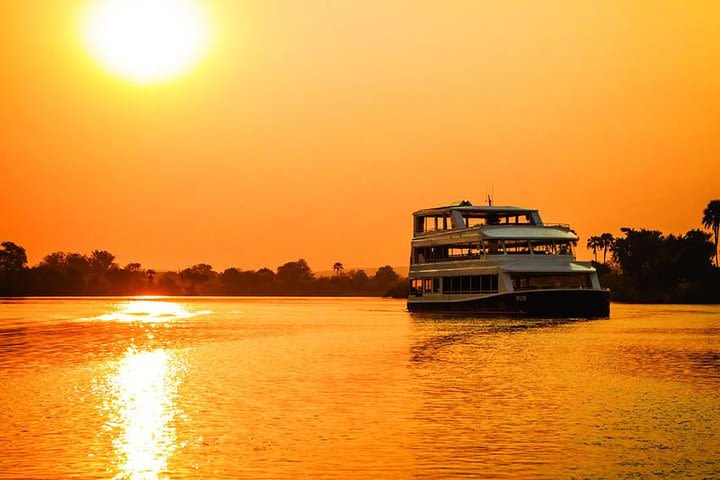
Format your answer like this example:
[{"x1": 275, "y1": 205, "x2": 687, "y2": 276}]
[
  {"x1": 413, "y1": 200, "x2": 536, "y2": 217},
  {"x1": 479, "y1": 226, "x2": 578, "y2": 241}
]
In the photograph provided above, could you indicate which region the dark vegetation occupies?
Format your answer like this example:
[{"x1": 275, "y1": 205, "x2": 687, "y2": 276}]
[
  {"x1": 587, "y1": 199, "x2": 720, "y2": 303},
  {"x1": 0, "y1": 248, "x2": 408, "y2": 298}
]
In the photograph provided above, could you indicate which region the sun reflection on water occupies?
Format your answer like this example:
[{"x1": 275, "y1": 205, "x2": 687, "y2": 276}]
[
  {"x1": 97, "y1": 300, "x2": 203, "y2": 323},
  {"x1": 106, "y1": 348, "x2": 184, "y2": 480}
]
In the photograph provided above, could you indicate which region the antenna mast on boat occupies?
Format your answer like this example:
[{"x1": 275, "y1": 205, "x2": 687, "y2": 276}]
[{"x1": 487, "y1": 185, "x2": 494, "y2": 206}]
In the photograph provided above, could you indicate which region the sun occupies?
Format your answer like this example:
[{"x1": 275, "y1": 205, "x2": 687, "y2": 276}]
[{"x1": 84, "y1": 0, "x2": 210, "y2": 84}]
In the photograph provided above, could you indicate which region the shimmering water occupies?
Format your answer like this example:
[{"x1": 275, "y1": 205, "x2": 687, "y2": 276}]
[{"x1": 0, "y1": 298, "x2": 719, "y2": 479}]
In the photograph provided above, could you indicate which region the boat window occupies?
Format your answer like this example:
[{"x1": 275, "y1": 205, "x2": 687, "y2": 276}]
[
  {"x1": 448, "y1": 244, "x2": 480, "y2": 259},
  {"x1": 526, "y1": 241, "x2": 575, "y2": 255},
  {"x1": 504, "y1": 240, "x2": 531, "y2": 254},
  {"x1": 412, "y1": 247, "x2": 438, "y2": 263},
  {"x1": 428, "y1": 216, "x2": 452, "y2": 232},
  {"x1": 557, "y1": 241, "x2": 574, "y2": 256},
  {"x1": 484, "y1": 240, "x2": 502, "y2": 254},
  {"x1": 511, "y1": 273, "x2": 591, "y2": 290},
  {"x1": 423, "y1": 278, "x2": 433, "y2": 293},
  {"x1": 482, "y1": 274, "x2": 498, "y2": 291},
  {"x1": 432, "y1": 278, "x2": 441, "y2": 293},
  {"x1": 415, "y1": 216, "x2": 452, "y2": 234},
  {"x1": 442, "y1": 275, "x2": 498, "y2": 294},
  {"x1": 410, "y1": 279, "x2": 423, "y2": 296},
  {"x1": 465, "y1": 217, "x2": 487, "y2": 228},
  {"x1": 413, "y1": 244, "x2": 482, "y2": 263},
  {"x1": 485, "y1": 213, "x2": 533, "y2": 225},
  {"x1": 530, "y1": 241, "x2": 556, "y2": 255}
]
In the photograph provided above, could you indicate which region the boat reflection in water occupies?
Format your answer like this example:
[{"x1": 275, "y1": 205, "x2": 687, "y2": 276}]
[{"x1": 100, "y1": 300, "x2": 190, "y2": 479}]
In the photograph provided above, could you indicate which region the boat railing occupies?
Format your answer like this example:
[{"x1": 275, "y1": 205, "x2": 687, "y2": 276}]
[{"x1": 420, "y1": 253, "x2": 483, "y2": 263}]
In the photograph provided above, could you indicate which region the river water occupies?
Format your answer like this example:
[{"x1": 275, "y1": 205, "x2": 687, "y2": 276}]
[{"x1": 0, "y1": 298, "x2": 718, "y2": 479}]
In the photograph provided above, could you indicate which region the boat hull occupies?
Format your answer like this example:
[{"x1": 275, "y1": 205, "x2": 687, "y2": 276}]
[{"x1": 407, "y1": 289, "x2": 610, "y2": 317}]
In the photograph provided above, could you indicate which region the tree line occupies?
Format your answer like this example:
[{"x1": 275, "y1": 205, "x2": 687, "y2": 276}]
[
  {"x1": 0, "y1": 248, "x2": 408, "y2": 298},
  {"x1": 586, "y1": 199, "x2": 720, "y2": 303}
]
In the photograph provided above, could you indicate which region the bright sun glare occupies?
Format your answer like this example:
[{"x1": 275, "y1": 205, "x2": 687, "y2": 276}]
[{"x1": 84, "y1": 0, "x2": 210, "y2": 84}]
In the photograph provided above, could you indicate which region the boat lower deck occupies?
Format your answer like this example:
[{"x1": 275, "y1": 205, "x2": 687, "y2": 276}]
[{"x1": 407, "y1": 289, "x2": 610, "y2": 317}]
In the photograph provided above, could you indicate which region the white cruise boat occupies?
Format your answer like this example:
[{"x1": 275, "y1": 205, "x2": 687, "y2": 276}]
[{"x1": 407, "y1": 200, "x2": 610, "y2": 316}]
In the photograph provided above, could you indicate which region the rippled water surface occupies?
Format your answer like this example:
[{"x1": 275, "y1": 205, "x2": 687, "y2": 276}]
[{"x1": 1, "y1": 298, "x2": 719, "y2": 479}]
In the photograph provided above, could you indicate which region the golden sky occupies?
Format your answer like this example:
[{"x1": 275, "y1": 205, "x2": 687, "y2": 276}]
[{"x1": 2, "y1": 0, "x2": 719, "y2": 271}]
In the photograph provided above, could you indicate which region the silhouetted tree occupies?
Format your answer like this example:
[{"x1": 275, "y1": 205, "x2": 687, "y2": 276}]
[
  {"x1": 611, "y1": 228, "x2": 664, "y2": 286},
  {"x1": 65, "y1": 253, "x2": 90, "y2": 272},
  {"x1": 599, "y1": 233, "x2": 614, "y2": 264},
  {"x1": 256, "y1": 267, "x2": 277, "y2": 293},
  {"x1": 125, "y1": 263, "x2": 142, "y2": 272},
  {"x1": 64, "y1": 252, "x2": 91, "y2": 293},
  {"x1": 332, "y1": 262, "x2": 344, "y2": 276},
  {"x1": 90, "y1": 250, "x2": 117, "y2": 273},
  {"x1": 39, "y1": 251, "x2": 66, "y2": 270},
  {"x1": 180, "y1": 264, "x2": 214, "y2": 295},
  {"x1": 277, "y1": 259, "x2": 314, "y2": 293},
  {"x1": 702, "y1": 199, "x2": 720, "y2": 267},
  {"x1": 0, "y1": 242, "x2": 28, "y2": 296},
  {"x1": 221, "y1": 268, "x2": 251, "y2": 294},
  {"x1": 0, "y1": 242, "x2": 27, "y2": 272},
  {"x1": 85, "y1": 250, "x2": 117, "y2": 293},
  {"x1": 146, "y1": 269, "x2": 156, "y2": 285},
  {"x1": 157, "y1": 272, "x2": 182, "y2": 295},
  {"x1": 674, "y1": 230, "x2": 716, "y2": 281},
  {"x1": 373, "y1": 265, "x2": 399, "y2": 292},
  {"x1": 586, "y1": 236, "x2": 601, "y2": 262},
  {"x1": 31, "y1": 251, "x2": 89, "y2": 294},
  {"x1": 348, "y1": 269, "x2": 369, "y2": 288}
]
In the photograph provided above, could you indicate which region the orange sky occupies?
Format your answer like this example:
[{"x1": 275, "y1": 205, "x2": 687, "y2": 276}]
[{"x1": 2, "y1": 0, "x2": 719, "y2": 271}]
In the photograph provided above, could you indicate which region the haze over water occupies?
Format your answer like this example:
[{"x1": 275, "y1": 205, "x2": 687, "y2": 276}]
[{"x1": 1, "y1": 298, "x2": 719, "y2": 478}]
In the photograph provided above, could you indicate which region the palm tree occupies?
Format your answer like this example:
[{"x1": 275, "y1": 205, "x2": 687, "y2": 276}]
[
  {"x1": 702, "y1": 199, "x2": 720, "y2": 267},
  {"x1": 599, "y1": 233, "x2": 614, "y2": 264},
  {"x1": 586, "y1": 236, "x2": 601, "y2": 262},
  {"x1": 332, "y1": 262, "x2": 344, "y2": 276}
]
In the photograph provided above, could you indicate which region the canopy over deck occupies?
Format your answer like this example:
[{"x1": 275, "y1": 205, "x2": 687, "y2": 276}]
[
  {"x1": 500, "y1": 262, "x2": 595, "y2": 273},
  {"x1": 413, "y1": 200, "x2": 536, "y2": 218},
  {"x1": 480, "y1": 226, "x2": 578, "y2": 241}
]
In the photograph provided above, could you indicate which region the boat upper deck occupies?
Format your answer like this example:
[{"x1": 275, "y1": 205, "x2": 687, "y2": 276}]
[{"x1": 412, "y1": 200, "x2": 571, "y2": 238}]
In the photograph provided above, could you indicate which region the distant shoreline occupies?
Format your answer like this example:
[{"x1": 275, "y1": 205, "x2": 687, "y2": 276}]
[{"x1": 0, "y1": 254, "x2": 410, "y2": 299}]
